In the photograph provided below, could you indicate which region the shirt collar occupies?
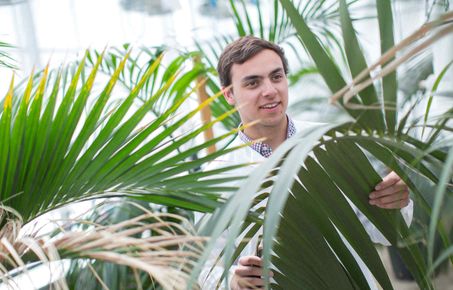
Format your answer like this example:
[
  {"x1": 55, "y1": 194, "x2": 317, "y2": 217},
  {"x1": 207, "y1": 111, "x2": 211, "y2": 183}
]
[{"x1": 238, "y1": 116, "x2": 296, "y2": 158}]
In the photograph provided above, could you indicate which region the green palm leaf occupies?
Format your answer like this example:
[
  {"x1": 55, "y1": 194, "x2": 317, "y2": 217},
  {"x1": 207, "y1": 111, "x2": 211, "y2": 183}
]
[
  {"x1": 376, "y1": 0, "x2": 397, "y2": 134},
  {"x1": 198, "y1": 124, "x2": 449, "y2": 289},
  {"x1": 0, "y1": 48, "x2": 246, "y2": 223}
]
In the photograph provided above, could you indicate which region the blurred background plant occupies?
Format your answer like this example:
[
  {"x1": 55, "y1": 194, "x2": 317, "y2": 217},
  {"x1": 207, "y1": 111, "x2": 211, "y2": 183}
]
[{"x1": 0, "y1": 41, "x2": 17, "y2": 70}]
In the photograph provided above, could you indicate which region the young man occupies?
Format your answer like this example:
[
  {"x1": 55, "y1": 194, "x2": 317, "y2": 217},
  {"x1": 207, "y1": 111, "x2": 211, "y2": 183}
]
[{"x1": 202, "y1": 36, "x2": 412, "y2": 290}]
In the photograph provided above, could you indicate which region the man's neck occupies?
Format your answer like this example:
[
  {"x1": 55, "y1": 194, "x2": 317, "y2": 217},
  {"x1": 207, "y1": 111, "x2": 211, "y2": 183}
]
[{"x1": 243, "y1": 118, "x2": 288, "y2": 151}]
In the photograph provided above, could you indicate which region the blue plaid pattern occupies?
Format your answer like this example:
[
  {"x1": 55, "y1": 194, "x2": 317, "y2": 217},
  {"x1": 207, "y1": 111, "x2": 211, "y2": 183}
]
[{"x1": 238, "y1": 117, "x2": 296, "y2": 158}]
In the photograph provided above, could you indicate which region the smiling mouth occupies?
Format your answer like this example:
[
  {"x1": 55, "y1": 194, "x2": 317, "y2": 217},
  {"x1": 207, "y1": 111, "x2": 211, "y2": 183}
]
[{"x1": 259, "y1": 102, "x2": 280, "y2": 109}]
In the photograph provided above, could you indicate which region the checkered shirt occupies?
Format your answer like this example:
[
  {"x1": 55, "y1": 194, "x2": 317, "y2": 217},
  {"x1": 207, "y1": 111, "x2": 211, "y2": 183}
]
[{"x1": 238, "y1": 117, "x2": 296, "y2": 158}]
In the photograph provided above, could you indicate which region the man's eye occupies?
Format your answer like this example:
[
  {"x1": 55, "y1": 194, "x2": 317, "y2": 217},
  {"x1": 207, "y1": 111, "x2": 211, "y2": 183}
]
[
  {"x1": 272, "y1": 74, "x2": 283, "y2": 81},
  {"x1": 246, "y1": 81, "x2": 258, "y2": 88}
]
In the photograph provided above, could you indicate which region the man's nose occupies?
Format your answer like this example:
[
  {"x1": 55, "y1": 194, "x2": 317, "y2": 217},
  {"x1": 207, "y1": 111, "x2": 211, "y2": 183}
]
[{"x1": 261, "y1": 79, "x2": 277, "y2": 97}]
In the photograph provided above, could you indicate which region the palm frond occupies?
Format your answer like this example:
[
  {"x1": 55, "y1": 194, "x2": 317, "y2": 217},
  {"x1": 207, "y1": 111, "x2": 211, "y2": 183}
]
[{"x1": 0, "y1": 48, "x2": 247, "y2": 223}]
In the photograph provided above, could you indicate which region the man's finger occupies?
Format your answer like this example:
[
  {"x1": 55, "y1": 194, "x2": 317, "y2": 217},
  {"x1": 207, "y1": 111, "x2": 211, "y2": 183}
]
[
  {"x1": 235, "y1": 265, "x2": 264, "y2": 278},
  {"x1": 370, "y1": 190, "x2": 409, "y2": 206},
  {"x1": 238, "y1": 256, "x2": 262, "y2": 267},
  {"x1": 237, "y1": 277, "x2": 265, "y2": 288},
  {"x1": 375, "y1": 171, "x2": 400, "y2": 190},
  {"x1": 370, "y1": 182, "x2": 408, "y2": 199}
]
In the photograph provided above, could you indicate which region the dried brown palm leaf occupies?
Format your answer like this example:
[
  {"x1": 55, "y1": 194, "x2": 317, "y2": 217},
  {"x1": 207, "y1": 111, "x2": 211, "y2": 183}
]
[
  {"x1": 0, "y1": 206, "x2": 23, "y2": 244},
  {"x1": 0, "y1": 202, "x2": 205, "y2": 290}
]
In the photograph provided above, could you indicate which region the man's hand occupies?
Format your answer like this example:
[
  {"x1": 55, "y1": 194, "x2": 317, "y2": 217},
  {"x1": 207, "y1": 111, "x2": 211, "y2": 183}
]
[
  {"x1": 369, "y1": 171, "x2": 410, "y2": 209},
  {"x1": 231, "y1": 256, "x2": 273, "y2": 290}
]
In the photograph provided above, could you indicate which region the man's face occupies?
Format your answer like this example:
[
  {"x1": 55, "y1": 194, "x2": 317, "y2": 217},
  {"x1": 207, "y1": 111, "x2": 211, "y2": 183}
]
[{"x1": 224, "y1": 49, "x2": 288, "y2": 129}]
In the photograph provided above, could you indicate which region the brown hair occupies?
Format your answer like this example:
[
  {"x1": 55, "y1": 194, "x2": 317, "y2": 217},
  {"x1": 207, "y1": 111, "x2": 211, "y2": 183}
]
[{"x1": 217, "y1": 36, "x2": 288, "y2": 87}]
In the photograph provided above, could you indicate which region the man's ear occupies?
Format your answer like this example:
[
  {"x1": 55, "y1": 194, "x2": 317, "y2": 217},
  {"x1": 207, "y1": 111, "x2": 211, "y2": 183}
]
[{"x1": 222, "y1": 86, "x2": 236, "y2": 106}]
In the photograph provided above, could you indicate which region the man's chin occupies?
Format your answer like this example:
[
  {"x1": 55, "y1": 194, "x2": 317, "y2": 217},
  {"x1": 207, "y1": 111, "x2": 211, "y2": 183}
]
[{"x1": 258, "y1": 117, "x2": 286, "y2": 128}]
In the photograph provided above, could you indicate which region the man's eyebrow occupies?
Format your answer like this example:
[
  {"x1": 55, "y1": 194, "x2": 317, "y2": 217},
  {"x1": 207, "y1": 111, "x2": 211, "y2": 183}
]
[
  {"x1": 241, "y1": 75, "x2": 262, "y2": 83},
  {"x1": 240, "y1": 68, "x2": 284, "y2": 83},
  {"x1": 269, "y1": 68, "x2": 284, "y2": 75}
]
